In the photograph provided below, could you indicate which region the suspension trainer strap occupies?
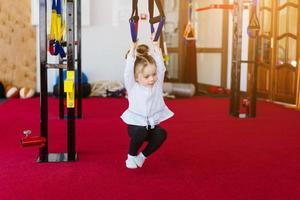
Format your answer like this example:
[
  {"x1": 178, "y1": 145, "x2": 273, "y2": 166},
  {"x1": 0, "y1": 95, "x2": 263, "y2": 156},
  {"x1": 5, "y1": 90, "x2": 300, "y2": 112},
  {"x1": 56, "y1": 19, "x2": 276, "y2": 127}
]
[
  {"x1": 129, "y1": 0, "x2": 139, "y2": 42},
  {"x1": 183, "y1": 0, "x2": 196, "y2": 40},
  {"x1": 149, "y1": 0, "x2": 165, "y2": 41},
  {"x1": 54, "y1": 0, "x2": 65, "y2": 57},
  {"x1": 49, "y1": 0, "x2": 57, "y2": 55},
  {"x1": 49, "y1": 0, "x2": 66, "y2": 58},
  {"x1": 149, "y1": 0, "x2": 154, "y2": 33},
  {"x1": 188, "y1": 0, "x2": 192, "y2": 23}
]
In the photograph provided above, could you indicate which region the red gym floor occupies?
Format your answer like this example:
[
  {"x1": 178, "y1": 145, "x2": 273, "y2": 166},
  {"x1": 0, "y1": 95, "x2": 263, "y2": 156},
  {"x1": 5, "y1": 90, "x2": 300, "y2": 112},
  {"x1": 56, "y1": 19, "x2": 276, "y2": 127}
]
[{"x1": 0, "y1": 97, "x2": 299, "y2": 200}]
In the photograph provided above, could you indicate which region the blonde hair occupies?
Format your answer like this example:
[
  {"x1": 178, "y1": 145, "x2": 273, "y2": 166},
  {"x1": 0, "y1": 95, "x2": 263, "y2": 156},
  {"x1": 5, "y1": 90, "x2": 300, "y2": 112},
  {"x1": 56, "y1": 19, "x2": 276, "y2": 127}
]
[{"x1": 134, "y1": 44, "x2": 156, "y2": 79}]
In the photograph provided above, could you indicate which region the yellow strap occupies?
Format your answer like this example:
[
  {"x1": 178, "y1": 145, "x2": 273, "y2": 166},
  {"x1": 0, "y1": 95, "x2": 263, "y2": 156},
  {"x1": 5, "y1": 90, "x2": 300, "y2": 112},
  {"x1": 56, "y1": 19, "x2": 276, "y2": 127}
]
[
  {"x1": 49, "y1": 1, "x2": 65, "y2": 42},
  {"x1": 56, "y1": 15, "x2": 62, "y2": 41},
  {"x1": 50, "y1": 9, "x2": 57, "y2": 40}
]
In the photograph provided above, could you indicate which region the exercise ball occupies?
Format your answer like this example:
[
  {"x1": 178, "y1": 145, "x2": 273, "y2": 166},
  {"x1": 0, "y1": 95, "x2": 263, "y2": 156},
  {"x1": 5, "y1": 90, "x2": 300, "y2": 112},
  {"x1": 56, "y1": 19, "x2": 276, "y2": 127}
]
[
  {"x1": 19, "y1": 87, "x2": 35, "y2": 99},
  {"x1": 5, "y1": 85, "x2": 19, "y2": 99}
]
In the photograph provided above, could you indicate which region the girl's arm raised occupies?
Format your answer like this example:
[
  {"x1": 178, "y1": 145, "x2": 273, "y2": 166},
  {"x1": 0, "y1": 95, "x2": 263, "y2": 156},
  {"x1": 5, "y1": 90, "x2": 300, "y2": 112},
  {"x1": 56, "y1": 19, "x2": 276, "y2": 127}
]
[
  {"x1": 124, "y1": 43, "x2": 137, "y2": 91},
  {"x1": 152, "y1": 42, "x2": 166, "y2": 85}
]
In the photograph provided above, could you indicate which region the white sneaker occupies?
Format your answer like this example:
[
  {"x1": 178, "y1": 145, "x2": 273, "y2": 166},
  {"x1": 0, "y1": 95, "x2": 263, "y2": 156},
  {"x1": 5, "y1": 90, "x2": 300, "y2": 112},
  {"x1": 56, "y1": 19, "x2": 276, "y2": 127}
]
[
  {"x1": 125, "y1": 155, "x2": 138, "y2": 169},
  {"x1": 134, "y1": 153, "x2": 146, "y2": 168}
]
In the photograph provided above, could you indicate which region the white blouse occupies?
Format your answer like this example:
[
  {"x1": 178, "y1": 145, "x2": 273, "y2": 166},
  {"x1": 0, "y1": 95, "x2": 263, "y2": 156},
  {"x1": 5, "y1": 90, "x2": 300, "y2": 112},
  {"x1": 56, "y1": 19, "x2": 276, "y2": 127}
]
[{"x1": 121, "y1": 45, "x2": 174, "y2": 128}]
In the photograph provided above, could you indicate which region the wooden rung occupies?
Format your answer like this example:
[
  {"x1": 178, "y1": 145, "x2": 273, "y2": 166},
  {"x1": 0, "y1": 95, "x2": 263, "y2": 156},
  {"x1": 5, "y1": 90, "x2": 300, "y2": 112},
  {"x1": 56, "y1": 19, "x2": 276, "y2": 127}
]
[{"x1": 46, "y1": 64, "x2": 67, "y2": 69}]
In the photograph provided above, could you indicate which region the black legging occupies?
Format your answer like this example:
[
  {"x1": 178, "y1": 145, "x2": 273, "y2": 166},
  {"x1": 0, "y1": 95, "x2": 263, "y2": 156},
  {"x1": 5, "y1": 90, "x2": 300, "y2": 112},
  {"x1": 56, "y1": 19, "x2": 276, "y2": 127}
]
[{"x1": 127, "y1": 125, "x2": 167, "y2": 157}]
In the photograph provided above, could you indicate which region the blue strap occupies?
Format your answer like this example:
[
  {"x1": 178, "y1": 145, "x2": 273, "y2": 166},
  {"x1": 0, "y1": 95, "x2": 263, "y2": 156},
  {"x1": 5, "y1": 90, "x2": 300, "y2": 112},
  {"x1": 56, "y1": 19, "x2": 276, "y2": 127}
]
[
  {"x1": 153, "y1": 17, "x2": 165, "y2": 41},
  {"x1": 150, "y1": 24, "x2": 155, "y2": 35},
  {"x1": 129, "y1": 0, "x2": 164, "y2": 42},
  {"x1": 51, "y1": 0, "x2": 56, "y2": 10},
  {"x1": 149, "y1": 0, "x2": 165, "y2": 41},
  {"x1": 129, "y1": 19, "x2": 138, "y2": 42},
  {"x1": 54, "y1": 41, "x2": 66, "y2": 58},
  {"x1": 129, "y1": 0, "x2": 139, "y2": 42}
]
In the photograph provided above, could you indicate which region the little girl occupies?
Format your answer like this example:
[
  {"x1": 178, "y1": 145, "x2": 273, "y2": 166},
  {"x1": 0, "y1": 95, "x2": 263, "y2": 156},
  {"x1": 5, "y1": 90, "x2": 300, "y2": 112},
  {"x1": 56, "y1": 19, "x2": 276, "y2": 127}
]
[{"x1": 121, "y1": 42, "x2": 174, "y2": 169}]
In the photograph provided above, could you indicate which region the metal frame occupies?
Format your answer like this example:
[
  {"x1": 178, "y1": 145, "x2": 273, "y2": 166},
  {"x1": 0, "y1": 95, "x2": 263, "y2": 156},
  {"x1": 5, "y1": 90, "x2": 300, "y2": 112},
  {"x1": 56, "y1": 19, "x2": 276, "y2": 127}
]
[
  {"x1": 58, "y1": 0, "x2": 82, "y2": 119},
  {"x1": 38, "y1": 0, "x2": 81, "y2": 162}
]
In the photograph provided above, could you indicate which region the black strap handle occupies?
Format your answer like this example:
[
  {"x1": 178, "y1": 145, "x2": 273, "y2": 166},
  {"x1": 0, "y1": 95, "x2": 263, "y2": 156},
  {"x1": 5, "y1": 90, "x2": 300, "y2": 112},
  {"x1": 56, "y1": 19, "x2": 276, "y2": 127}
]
[
  {"x1": 131, "y1": 0, "x2": 139, "y2": 22},
  {"x1": 155, "y1": 0, "x2": 165, "y2": 17},
  {"x1": 149, "y1": 0, "x2": 165, "y2": 24}
]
